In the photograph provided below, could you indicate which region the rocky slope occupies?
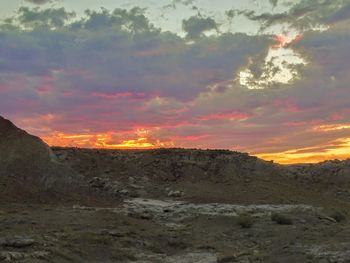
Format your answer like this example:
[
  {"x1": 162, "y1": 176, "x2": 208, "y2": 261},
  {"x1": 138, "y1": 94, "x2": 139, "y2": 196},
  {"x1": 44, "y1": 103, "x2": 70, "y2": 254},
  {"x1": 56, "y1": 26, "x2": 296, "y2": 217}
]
[
  {"x1": 51, "y1": 146, "x2": 350, "y2": 204},
  {"x1": 0, "y1": 116, "x2": 83, "y2": 200},
  {"x1": 52, "y1": 147, "x2": 280, "y2": 181},
  {"x1": 287, "y1": 159, "x2": 350, "y2": 183}
]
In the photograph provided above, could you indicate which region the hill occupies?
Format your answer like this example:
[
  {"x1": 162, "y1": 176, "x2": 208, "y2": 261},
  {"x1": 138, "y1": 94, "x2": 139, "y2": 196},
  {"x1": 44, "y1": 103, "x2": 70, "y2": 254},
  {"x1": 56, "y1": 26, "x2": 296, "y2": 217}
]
[{"x1": 0, "y1": 116, "x2": 83, "y2": 201}]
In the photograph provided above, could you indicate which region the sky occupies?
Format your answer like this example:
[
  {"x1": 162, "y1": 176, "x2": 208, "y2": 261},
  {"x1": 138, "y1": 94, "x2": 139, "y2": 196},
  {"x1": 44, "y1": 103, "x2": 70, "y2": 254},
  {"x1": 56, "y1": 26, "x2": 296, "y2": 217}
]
[{"x1": 1, "y1": 0, "x2": 350, "y2": 164}]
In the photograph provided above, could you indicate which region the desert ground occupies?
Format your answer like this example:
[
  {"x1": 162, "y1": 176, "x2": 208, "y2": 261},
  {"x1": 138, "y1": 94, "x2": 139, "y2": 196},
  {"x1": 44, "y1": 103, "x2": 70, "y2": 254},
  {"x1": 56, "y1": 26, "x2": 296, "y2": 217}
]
[{"x1": 1, "y1": 116, "x2": 350, "y2": 263}]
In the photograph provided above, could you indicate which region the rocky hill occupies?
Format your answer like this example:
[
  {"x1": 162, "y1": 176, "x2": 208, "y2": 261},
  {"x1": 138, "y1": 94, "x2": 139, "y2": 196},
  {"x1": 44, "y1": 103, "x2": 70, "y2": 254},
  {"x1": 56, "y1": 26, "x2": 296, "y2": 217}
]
[
  {"x1": 286, "y1": 159, "x2": 350, "y2": 201},
  {"x1": 52, "y1": 147, "x2": 280, "y2": 181},
  {"x1": 50, "y1": 146, "x2": 350, "y2": 205},
  {"x1": 0, "y1": 116, "x2": 83, "y2": 200},
  {"x1": 287, "y1": 159, "x2": 350, "y2": 182}
]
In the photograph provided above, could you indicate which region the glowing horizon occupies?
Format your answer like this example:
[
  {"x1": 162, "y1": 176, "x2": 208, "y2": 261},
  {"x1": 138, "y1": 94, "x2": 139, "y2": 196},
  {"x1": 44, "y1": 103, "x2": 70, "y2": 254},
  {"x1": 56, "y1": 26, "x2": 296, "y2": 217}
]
[
  {"x1": 41, "y1": 134, "x2": 350, "y2": 164},
  {"x1": 38, "y1": 127, "x2": 350, "y2": 164}
]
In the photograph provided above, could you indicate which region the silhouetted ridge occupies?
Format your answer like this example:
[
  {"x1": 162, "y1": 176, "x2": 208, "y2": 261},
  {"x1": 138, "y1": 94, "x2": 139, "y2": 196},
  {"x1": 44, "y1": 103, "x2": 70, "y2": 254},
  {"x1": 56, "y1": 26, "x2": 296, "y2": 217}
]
[{"x1": 0, "y1": 116, "x2": 83, "y2": 199}]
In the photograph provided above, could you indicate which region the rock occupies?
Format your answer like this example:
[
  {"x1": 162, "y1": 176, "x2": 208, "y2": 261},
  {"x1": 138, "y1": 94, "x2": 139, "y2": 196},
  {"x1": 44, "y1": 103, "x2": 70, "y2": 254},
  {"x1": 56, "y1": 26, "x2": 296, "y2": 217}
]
[
  {"x1": 140, "y1": 213, "x2": 152, "y2": 220},
  {"x1": 72, "y1": 205, "x2": 95, "y2": 211},
  {"x1": 89, "y1": 177, "x2": 106, "y2": 189},
  {"x1": 0, "y1": 237, "x2": 35, "y2": 248},
  {"x1": 129, "y1": 192, "x2": 140, "y2": 198},
  {"x1": 163, "y1": 208, "x2": 173, "y2": 213},
  {"x1": 108, "y1": 230, "x2": 127, "y2": 237},
  {"x1": 119, "y1": 198, "x2": 318, "y2": 227},
  {"x1": 129, "y1": 184, "x2": 144, "y2": 190},
  {"x1": 119, "y1": 189, "x2": 129, "y2": 195},
  {"x1": 0, "y1": 251, "x2": 49, "y2": 261},
  {"x1": 319, "y1": 215, "x2": 338, "y2": 223},
  {"x1": 167, "y1": 238, "x2": 188, "y2": 249},
  {"x1": 217, "y1": 254, "x2": 238, "y2": 263},
  {"x1": 0, "y1": 251, "x2": 26, "y2": 261},
  {"x1": 32, "y1": 251, "x2": 50, "y2": 259},
  {"x1": 104, "y1": 168, "x2": 112, "y2": 174},
  {"x1": 128, "y1": 177, "x2": 136, "y2": 184},
  {"x1": 168, "y1": 190, "x2": 184, "y2": 198}
]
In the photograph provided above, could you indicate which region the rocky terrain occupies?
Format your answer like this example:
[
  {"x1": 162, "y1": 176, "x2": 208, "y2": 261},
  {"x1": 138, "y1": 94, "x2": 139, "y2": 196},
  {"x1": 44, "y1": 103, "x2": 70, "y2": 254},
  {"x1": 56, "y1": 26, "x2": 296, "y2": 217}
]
[{"x1": 0, "y1": 116, "x2": 349, "y2": 262}]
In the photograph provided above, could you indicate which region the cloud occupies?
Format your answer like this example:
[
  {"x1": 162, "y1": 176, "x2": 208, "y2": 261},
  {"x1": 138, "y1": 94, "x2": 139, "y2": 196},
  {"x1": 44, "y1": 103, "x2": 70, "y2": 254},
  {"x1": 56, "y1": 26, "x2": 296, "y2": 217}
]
[
  {"x1": 16, "y1": 7, "x2": 76, "y2": 29},
  {"x1": 182, "y1": 15, "x2": 218, "y2": 39},
  {"x1": 269, "y1": 0, "x2": 279, "y2": 7},
  {"x1": 1, "y1": 4, "x2": 350, "y2": 163},
  {"x1": 163, "y1": 0, "x2": 196, "y2": 10},
  {"x1": 0, "y1": 7, "x2": 269, "y2": 100},
  {"x1": 0, "y1": 6, "x2": 268, "y2": 137},
  {"x1": 325, "y1": 3, "x2": 350, "y2": 23},
  {"x1": 82, "y1": 7, "x2": 155, "y2": 33},
  {"x1": 24, "y1": 0, "x2": 53, "y2": 5},
  {"x1": 237, "y1": 0, "x2": 350, "y2": 31}
]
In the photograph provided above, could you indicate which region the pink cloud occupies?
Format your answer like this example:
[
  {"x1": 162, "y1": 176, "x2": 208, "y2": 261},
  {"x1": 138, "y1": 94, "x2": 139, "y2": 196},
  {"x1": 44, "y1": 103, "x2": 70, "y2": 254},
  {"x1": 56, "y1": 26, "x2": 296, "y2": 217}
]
[
  {"x1": 273, "y1": 99, "x2": 302, "y2": 113},
  {"x1": 91, "y1": 91, "x2": 146, "y2": 100},
  {"x1": 283, "y1": 121, "x2": 307, "y2": 127},
  {"x1": 197, "y1": 111, "x2": 249, "y2": 121}
]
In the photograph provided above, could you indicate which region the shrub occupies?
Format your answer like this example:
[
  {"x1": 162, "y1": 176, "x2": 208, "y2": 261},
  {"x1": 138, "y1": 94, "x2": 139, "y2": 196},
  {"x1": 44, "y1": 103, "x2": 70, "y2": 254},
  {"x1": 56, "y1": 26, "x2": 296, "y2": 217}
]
[
  {"x1": 330, "y1": 211, "x2": 346, "y2": 222},
  {"x1": 271, "y1": 213, "x2": 293, "y2": 225},
  {"x1": 236, "y1": 213, "x2": 254, "y2": 228}
]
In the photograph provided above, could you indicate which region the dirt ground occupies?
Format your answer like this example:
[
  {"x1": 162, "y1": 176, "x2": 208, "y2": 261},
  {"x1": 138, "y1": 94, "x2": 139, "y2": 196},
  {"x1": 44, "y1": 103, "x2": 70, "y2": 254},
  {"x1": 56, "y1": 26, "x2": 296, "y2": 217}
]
[{"x1": 1, "y1": 148, "x2": 349, "y2": 262}]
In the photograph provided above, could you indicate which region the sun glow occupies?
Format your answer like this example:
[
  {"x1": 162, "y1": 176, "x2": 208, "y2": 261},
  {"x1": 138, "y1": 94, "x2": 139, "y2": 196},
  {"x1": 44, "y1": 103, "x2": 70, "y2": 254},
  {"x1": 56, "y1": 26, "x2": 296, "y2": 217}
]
[
  {"x1": 42, "y1": 130, "x2": 174, "y2": 149},
  {"x1": 256, "y1": 137, "x2": 350, "y2": 164},
  {"x1": 313, "y1": 124, "x2": 350, "y2": 132}
]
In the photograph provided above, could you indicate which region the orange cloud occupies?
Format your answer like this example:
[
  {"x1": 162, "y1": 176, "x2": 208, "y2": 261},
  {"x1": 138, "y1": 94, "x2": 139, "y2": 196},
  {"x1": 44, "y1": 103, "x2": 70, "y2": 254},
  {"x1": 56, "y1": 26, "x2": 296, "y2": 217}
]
[
  {"x1": 42, "y1": 130, "x2": 174, "y2": 149},
  {"x1": 256, "y1": 137, "x2": 350, "y2": 164},
  {"x1": 313, "y1": 124, "x2": 350, "y2": 132}
]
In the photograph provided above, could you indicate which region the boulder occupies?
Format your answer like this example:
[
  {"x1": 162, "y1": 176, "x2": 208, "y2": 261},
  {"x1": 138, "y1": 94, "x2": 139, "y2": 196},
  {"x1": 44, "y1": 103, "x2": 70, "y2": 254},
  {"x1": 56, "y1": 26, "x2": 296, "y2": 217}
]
[{"x1": 0, "y1": 236, "x2": 35, "y2": 248}]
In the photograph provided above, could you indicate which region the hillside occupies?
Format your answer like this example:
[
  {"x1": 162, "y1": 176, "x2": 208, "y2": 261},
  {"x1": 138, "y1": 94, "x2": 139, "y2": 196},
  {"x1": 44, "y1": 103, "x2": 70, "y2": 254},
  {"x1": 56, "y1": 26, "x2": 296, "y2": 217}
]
[
  {"x1": 0, "y1": 116, "x2": 349, "y2": 262},
  {"x1": 0, "y1": 116, "x2": 83, "y2": 202}
]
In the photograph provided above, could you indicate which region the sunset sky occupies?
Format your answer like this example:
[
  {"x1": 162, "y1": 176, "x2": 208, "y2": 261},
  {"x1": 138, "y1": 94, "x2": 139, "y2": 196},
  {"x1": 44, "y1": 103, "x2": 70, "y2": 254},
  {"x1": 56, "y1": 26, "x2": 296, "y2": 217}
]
[{"x1": 1, "y1": 0, "x2": 350, "y2": 164}]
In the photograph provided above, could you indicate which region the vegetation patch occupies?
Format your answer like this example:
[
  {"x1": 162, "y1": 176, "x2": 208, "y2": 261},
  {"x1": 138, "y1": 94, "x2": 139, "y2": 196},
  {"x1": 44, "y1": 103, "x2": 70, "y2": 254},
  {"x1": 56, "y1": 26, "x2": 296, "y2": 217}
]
[
  {"x1": 271, "y1": 213, "x2": 293, "y2": 225},
  {"x1": 330, "y1": 211, "x2": 346, "y2": 222},
  {"x1": 236, "y1": 213, "x2": 254, "y2": 228}
]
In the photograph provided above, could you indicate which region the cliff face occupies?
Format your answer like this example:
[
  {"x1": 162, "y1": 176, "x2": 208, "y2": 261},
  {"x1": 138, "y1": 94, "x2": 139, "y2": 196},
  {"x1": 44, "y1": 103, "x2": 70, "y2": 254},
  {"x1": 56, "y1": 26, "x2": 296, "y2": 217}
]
[{"x1": 0, "y1": 116, "x2": 82, "y2": 196}]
